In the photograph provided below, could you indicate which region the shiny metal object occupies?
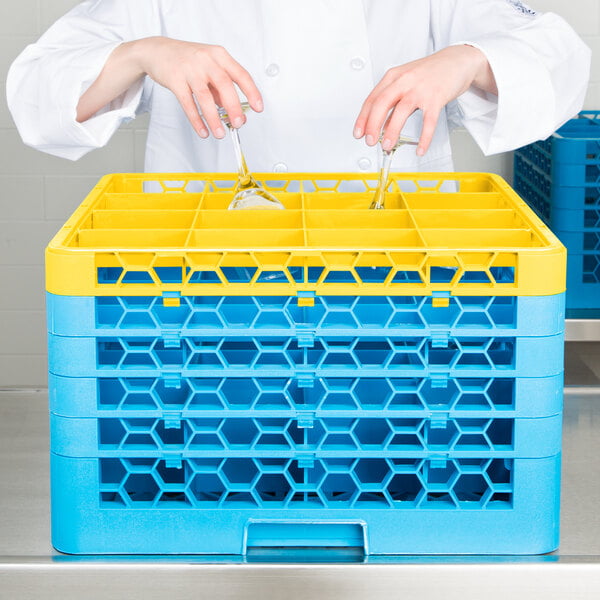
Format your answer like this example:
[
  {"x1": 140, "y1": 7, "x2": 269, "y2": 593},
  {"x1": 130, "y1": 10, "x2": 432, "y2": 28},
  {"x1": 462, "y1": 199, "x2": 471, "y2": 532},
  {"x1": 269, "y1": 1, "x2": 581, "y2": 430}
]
[{"x1": 566, "y1": 319, "x2": 600, "y2": 342}]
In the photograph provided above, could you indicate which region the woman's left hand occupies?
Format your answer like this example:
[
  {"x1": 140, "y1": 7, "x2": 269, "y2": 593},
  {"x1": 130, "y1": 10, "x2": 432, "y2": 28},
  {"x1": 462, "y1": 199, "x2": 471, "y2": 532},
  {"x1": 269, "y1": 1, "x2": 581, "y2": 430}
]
[{"x1": 353, "y1": 45, "x2": 498, "y2": 156}]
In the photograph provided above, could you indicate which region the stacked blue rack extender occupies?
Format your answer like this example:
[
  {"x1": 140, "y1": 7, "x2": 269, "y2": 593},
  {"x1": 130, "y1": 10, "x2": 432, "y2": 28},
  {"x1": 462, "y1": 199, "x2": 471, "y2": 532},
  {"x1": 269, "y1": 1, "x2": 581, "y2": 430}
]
[{"x1": 46, "y1": 172, "x2": 565, "y2": 555}]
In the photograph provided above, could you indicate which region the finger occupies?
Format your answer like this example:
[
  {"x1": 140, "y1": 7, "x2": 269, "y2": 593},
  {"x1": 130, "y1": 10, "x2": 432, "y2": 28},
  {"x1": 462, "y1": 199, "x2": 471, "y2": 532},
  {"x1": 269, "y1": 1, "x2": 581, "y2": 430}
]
[
  {"x1": 364, "y1": 82, "x2": 412, "y2": 146},
  {"x1": 210, "y1": 45, "x2": 263, "y2": 112},
  {"x1": 354, "y1": 87, "x2": 389, "y2": 139},
  {"x1": 381, "y1": 102, "x2": 417, "y2": 151},
  {"x1": 206, "y1": 82, "x2": 246, "y2": 127},
  {"x1": 207, "y1": 83, "x2": 223, "y2": 108},
  {"x1": 381, "y1": 111, "x2": 393, "y2": 134},
  {"x1": 354, "y1": 69, "x2": 401, "y2": 138},
  {"x1": 173, "y1": 86, "x2": 209, "y2": 138},
  {"x1": 209, "y1": 71, "x2": 245, "y2": 128},
  {"x1": 223, "y1": 61, "x2": 263, "y2": 113},
  {"x1": 354, "y1": 98, "x2": 373, "y2": 139},
  {"x1": 192, "y1": 85, "x2": 225, "y2": 138},
  {"x1": 417, "y1": 107, "x2": 441, "y2": 156}
]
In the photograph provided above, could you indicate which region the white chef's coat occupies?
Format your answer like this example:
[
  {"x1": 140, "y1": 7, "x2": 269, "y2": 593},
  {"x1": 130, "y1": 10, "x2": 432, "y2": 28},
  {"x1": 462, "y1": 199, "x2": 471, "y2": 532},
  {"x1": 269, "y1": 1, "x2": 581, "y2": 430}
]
[{"x1": 6, "y1": 0, "x2": 591, "y2": 173}]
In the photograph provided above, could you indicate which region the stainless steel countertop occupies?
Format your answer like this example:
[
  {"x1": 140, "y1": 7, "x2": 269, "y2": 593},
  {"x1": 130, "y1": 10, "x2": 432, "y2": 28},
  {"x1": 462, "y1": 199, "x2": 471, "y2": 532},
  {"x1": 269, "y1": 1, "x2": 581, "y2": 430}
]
[
  {"x1": 566, "y1": 319, "x2": 600, "y2": 342},
  {"x1": 1, "y1": 387, "x2": 600, "y2": 599}
]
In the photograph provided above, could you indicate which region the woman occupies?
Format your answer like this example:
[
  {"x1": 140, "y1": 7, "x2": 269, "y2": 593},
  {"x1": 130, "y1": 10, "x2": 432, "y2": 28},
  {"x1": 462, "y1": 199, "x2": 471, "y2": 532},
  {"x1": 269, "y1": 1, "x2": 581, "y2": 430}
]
[{"x1": 6, "y1": 0, "x2": 591, "y2": 174}]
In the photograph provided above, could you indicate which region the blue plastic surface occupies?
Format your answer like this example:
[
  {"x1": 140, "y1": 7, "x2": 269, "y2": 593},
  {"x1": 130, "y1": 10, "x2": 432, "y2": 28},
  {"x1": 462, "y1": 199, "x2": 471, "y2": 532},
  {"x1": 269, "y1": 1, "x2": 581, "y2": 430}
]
[
  {"x1": 49, "y1": 411, "x2": 562, "y2": 459},
  {"x1": 514, "y1": 110, "x2": 600, "y2": 313},
  {"x1": 46, "y1": 285, "x2": 565, "y2": 555},
  {"x1": 48, "y1": 372, "x2": 564, "y2": 419},
  {"x1": 46, "y1": 293, "x2": 567, "y2": 338},
  {"x1": 47, "y1": 332, "x2": 564, "y2": 379},
  {"x1": 553, "y1": 230, "x2": 600, "y2": 254},
  {"x1": 547, "y1": 207, "x2": 600, "y2": 234},
  {"x1": 50, "y1": 451, "x2": 561, "y2": 555},
  {"x1": 564, "y1": 253, "x2": 600, "y2": 310}
]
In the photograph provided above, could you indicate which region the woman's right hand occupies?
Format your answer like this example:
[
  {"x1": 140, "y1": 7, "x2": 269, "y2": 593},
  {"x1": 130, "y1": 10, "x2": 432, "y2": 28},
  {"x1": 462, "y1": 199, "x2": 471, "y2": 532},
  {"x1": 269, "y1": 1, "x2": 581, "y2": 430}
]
[
  {"x1": 77, "y1": 36, "x2": 263, "y2": 139},
  {"x1": 135, "y1": 37, "x2": 263, "y2": 138}
]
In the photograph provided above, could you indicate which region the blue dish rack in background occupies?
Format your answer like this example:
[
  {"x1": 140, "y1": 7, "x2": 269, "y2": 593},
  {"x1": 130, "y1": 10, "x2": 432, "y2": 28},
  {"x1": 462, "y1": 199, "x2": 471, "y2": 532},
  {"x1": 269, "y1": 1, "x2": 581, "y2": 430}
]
[{"x1": 514, "y1": 110, "x2": 600, "y2": 317}]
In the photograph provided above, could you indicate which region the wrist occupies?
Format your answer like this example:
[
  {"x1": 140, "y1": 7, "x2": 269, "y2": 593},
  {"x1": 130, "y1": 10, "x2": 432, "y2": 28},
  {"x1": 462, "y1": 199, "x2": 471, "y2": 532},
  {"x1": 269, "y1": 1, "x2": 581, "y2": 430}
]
[
  {"x1": 460, "y1": 44, "x2": 497, "y2": 95},
  {"x1": 124, "y1": 37, "x2": 163, "y2": 77}
]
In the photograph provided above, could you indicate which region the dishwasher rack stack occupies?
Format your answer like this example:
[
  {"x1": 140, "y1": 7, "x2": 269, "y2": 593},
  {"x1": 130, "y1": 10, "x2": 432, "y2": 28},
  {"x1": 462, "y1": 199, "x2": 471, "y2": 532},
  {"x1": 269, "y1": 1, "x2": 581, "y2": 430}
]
[
  {"x1": 514, "y1": 110, "x2": 600, "y2": 317},
  {"x1": 46, "y1": 172, "x2": 565, "y2": 555}
]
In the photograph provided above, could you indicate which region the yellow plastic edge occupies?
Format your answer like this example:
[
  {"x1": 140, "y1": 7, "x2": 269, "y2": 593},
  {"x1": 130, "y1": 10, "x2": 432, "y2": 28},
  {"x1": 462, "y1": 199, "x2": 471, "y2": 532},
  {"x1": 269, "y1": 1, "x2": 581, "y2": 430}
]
[{"x1": 45, "y1": 172, "x2": 566, "y2": 297}]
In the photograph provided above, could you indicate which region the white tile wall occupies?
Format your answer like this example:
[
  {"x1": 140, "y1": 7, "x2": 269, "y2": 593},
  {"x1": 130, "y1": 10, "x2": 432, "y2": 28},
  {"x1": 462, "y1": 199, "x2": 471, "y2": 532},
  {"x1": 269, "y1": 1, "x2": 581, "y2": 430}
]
[{"x1": 0, "y1": 0, "x2": 598, "y2": 386}]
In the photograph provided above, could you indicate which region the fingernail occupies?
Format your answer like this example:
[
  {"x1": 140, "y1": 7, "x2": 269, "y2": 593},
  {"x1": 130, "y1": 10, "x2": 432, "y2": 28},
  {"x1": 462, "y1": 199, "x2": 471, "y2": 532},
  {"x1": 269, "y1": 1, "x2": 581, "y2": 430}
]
[
  {"x1": 416, "y1": 147, "x2": 425, "y2": 157},
  {"x1": 199, "y1": 129, "x2": 208, "y2": 139},
  {"x1": 232, "y1": 117, "x2": 244, "y2": 128},
  {"x1": 216, "y1": 127, "x2": 225, "y2": 139},
  {"x1": 382, "y1": 138, "x2": 393, "y2": 152},
  {"x1": 353, "y1": 126, "x2": 363, "y2": 139},
  {"x1": 366, "y1": 134, "x2": 374, "y2": 146},
  {"x1": 255, "y1": 99, "x2": 264, "y2": 111}
]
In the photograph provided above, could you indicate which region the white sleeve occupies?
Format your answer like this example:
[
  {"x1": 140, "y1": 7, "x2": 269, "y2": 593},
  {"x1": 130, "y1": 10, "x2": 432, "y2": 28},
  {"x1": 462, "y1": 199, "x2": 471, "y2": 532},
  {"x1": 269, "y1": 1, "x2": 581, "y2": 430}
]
[
  {"x1": 6, "y1": 0, "x2": 158, "y2": 161},
  {"x1": 432, "y1": 0, "x2": 591, "y2": 155}
]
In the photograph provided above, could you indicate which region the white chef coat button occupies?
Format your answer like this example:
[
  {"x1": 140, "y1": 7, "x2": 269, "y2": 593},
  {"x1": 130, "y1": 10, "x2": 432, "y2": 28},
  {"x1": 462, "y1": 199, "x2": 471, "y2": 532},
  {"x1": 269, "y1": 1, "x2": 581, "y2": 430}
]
[
  {"x1": 358, "y1": 157, "x2": 372, "y2": 170},
  {"x1": 266, "y1": 63, "x2": 280, "y2": 77},
  {"x1": 350, "y1": 57, "x2": 366, "y2": 71},
  {"x1": 273, "y1": 162, "x2": 288, "y2": 173}
]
